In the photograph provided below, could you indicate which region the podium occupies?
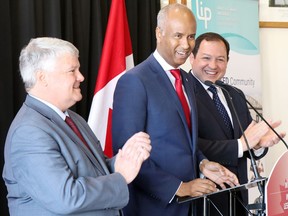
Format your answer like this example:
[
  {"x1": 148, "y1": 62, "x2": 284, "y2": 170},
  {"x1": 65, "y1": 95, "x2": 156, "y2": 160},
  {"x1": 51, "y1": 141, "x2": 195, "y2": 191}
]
[
  {"x1": 177, "y1": 178, "x2": 267, "y2": 216},
  {"x1": 266, "y1": 151, "x2": 288, "y2": 216}
]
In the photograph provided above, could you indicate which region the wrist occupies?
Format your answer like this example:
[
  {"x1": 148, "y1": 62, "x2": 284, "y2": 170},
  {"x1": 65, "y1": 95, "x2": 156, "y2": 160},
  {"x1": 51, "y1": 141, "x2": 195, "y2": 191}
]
[
  {"x1": 199, "y1": 159, "x2": 209, "y2": 172},
  {"x1": 176, "y1": 182, "x2": 188, "y2": 197}
]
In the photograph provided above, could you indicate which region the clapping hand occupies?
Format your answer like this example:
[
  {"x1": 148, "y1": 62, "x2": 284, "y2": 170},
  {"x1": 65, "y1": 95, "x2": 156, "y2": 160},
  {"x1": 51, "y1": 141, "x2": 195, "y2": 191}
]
[{"x1": 115, "y1": 132, "x2": 151, "y2": 184}]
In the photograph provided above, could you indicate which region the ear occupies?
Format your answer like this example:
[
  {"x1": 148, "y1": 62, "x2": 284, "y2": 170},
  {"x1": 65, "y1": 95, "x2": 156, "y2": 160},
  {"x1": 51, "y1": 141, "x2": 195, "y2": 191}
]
[
  {"x1": 155, "y1": 27, "x2": 162, "y2": 42},
  {"x1": 37, "y1": 71, "x2": 48, "y2": 87}
]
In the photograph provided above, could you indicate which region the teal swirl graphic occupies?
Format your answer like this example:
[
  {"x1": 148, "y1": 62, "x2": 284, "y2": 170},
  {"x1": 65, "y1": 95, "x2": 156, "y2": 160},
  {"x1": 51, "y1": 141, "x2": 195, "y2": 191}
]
[{"x1": 222, "y1": 33, "x2": 258, "y2": 55}]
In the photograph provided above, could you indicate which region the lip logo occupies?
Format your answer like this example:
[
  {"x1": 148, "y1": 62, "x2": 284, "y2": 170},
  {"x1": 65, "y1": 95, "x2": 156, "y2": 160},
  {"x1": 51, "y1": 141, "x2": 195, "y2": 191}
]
[{"x1": 196, "y1": 0, "x2": 212, "y2": 29}]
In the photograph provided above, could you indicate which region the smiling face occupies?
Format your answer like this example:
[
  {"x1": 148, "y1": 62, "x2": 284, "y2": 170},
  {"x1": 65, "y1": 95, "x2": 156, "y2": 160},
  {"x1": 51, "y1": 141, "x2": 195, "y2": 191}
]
[
  {"x1": 156, "y1": 7, "x2": 196, "y2": 68},
  {"x1": 33, "y1": 52, "x2": 84, "y2": 111},
  {"x1": 46, "y1": 53, "x2": 84, "y2": 111},
  {"x1": 190, "y1": 39, "x2": 228, "y2": 83}
]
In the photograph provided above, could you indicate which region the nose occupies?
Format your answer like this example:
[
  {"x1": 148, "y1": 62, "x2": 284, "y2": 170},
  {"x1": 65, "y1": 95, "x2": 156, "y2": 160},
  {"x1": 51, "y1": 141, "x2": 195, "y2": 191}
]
[
  {"x1": 77, "y1": 70, "x2": 85, "y2": 82},
  {"x1": 209, "y1": 59, "x2": 217, "y2": 69},
  {"x1": 181, "y1": 38, "x2": 190, "y2": 50}
]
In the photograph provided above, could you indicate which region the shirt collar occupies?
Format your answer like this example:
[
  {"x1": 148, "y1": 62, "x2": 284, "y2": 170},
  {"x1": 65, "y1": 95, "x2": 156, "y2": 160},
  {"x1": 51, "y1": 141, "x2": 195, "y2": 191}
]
[
  {"x1": 29, "y1": 94, "x2": 67, "y2": 120},
  {"x1": 153, "y1": 50, "x2": 179, "y2": 71}
]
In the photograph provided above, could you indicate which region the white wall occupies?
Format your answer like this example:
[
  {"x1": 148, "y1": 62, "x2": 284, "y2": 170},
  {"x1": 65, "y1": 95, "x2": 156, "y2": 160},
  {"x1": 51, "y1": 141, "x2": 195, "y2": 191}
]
[{"x1": 260, "y1": 28, "x2": 288, "y2": 177}]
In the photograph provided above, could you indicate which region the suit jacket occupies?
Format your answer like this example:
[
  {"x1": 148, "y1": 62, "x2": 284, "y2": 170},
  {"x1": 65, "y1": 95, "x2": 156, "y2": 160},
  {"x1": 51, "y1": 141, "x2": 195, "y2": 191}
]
[
  {"x1": 2, "y1": 95, "x2": 128, "y2": 216},
  {"x1": 191, "y1": 74, "x2": 267, "y2": 214},
  {"x1": 112, "y1": 54, "x2": 206, "y2": 216}
]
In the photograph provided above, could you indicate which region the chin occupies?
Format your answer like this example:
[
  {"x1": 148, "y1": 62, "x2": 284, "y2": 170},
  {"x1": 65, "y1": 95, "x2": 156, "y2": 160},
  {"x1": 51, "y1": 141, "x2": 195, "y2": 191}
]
[
  {"x1": 177, "y1": 58, "x2": 187, "y2": 64},
  {"x1": 75, "y1": 94, "x2": 83, "y2": 102},
  {"x1": 205, "y1": 76, "x2": 217, "y2": 82}
]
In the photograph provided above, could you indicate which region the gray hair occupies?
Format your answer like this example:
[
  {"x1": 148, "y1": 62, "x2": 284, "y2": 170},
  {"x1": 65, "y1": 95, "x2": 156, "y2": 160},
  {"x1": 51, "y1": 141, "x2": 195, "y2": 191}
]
[
  {"x1": 157, "y1": 3, "x2": 192, "y2": 30},
  {"x1": 19, "y1": 37, "x2": 79, "y2": 90}
]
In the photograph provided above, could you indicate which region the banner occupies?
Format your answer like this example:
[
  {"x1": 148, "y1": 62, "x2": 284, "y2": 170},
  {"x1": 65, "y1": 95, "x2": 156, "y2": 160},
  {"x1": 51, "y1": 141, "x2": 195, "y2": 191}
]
[
  {"x1": 191, "y1": 0, "x2": 261, "y2": 107},
  {"x1": 266, "y1": 151, "x2": 288, "y2": 216},
  {"x1": 88, "y1": 0, "x2": 134, "y2": 157}
]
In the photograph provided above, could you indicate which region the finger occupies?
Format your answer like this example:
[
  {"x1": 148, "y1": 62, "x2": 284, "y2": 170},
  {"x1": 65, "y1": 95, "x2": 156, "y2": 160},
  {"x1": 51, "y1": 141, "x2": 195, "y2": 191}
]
[
  {"x1": 123, "y1": 140, "x2": 146, "y2": 156},
  {"x1": 200, "y1": 181, "x2": 218, "y2": 193},
  {"x1": 122, "y1": 132, "x2": 150, "y2": 149},
  {"x1": 224, "y1": 179, "x2": 238, "y2": 188},
  {"x1": 131, "y1": 137, "x2": 151, "y2": 152},
  {"x1": 270, "y1": 120, "x2": 281, "y2": 128},
  {"x1": 192, "y1": 185, "x2": 217, "y2": 196},
  {"x1": 139, "y1": 148, "x2": 150, "y2": 160},
  {"x1": 196, "y1": 178, "x2": 217, "y2": 188},
  {"x1": 134, "y1": 132, "x2": 150, "y2": 141},
  {"x1": 280, "y1": 132, "x2": 286, "y2": 138},
  {"x1": 224, "y1": 174, "x2": 239, "y2": 187},
  {"x1": 273, "y1": 132, "x2": 286, "y2": 142},
  {"x1": 216, "y1": 169, "x2": 239, "y2": 188},
  {"x1": 218, "y1": 182, "x2": 227, "y2": 190},
  {"x1": 140, "y1": 141, "x2": 152, "y2": 151},
  {"x1": 135, "y1": 152, "x2": 144, "y2": 168},
  {"x1": 224, "y1": 171, "x2": 239, "y2": 185}
]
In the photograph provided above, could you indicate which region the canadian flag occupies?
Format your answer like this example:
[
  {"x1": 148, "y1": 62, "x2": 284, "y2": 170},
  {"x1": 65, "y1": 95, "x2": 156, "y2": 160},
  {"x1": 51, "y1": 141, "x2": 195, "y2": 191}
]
[{"x1": 88, "y1": 0, "x2": 134, "y2": 157}]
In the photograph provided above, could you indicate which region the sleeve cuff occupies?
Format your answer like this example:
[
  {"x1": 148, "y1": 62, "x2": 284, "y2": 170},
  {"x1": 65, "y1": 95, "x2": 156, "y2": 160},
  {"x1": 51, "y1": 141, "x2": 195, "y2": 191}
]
[
  {"x1": 170, "y1": 182, "x2": 183, "y2": 203},
  {"x1": 237, "y1": 139, "x2": 244, "y2": 158},
  {"x1": 253, "y1": 147, "x2": 265, "y2": 156}
]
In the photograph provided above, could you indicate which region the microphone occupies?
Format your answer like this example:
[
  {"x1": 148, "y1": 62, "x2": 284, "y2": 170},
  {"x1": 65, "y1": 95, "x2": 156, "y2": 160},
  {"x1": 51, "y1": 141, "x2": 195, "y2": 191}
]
[
  {"x1": 215, "y1": 80, "x2": 288, "y2": 149},
  {"x1": 204, "y1": 80, "x2": 264, "y2": 196}
]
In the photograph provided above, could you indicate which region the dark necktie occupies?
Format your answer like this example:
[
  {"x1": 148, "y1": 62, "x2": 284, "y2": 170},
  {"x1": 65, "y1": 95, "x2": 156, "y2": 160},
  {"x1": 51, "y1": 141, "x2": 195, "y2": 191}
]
[
  {"x1": 65, "y1": 116, "x2": 92, "y2": 152},
  {"x1": 170, "y1": 69, "x2": 191, "y2": 129},
  {"x1": 208, "y1": 86, "x2": 234, "y2": 137}
]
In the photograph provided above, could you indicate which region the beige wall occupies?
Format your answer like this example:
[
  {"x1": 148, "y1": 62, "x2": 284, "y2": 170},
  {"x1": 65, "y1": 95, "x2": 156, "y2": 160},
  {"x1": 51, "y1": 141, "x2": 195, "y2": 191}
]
[{"x1": 260, "y1": 28, "x2": 288, "y2": 177}]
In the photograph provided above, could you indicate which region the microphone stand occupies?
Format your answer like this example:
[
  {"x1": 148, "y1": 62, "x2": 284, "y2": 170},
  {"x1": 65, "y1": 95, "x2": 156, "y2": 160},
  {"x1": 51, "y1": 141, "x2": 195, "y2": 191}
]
[
  {"x1": 215, "y1": 80, "x2": 288, "y2": 149},
  {"x1": 205, "y1": 80, "x2": 266, "y2": 215}
]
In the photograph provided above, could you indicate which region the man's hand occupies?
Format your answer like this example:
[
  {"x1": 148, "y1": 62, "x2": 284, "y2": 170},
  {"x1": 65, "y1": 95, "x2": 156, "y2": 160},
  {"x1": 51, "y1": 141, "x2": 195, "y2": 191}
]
[
  {"x1": 114, "y1": 132, "x2": 151, "y2": 184},
  {"x1": 240, "y1": 121, "x2": 269, "y2": 151},
  {"x1": 176, "y1": 178, "x2": 218, "y2": 197},
  {"x1": 257, "y1": 120, "x2": 286, "y2": 148},
  {"x1": 241, "y1": 120, "x2": 286, "y2": 150},
  {"x1": 200, "y1": 159, "x2": 239, "y2": 189}
]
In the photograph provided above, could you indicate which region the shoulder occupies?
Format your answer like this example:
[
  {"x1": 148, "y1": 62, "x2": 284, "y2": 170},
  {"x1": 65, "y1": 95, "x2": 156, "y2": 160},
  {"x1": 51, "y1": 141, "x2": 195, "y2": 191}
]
[
  {"x1": 128, "y1": 54, "x2": 159, "y2": 74},
  {"x1": 119, "y1": 55, "x2": 162, "y2": 84}
]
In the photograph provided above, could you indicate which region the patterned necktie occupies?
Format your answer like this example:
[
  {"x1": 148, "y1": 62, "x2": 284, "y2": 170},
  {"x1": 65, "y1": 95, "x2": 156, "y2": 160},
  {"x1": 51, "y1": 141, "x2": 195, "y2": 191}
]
[
  {"x1": 65, "y1": 116, "x2": 92, "y2": 152},
  {"x1": 208, "y1": 85, "x2": 234, "y2": 137},
  {"x1": 170, "y1": 69, "x2": 191, "y2": 129}
]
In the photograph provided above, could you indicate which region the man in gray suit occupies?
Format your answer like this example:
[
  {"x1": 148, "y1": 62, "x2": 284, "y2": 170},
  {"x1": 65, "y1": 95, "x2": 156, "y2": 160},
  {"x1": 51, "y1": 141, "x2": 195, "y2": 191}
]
[{"x1": 2, "y1": 37, "x2": 152, "y2": 216}]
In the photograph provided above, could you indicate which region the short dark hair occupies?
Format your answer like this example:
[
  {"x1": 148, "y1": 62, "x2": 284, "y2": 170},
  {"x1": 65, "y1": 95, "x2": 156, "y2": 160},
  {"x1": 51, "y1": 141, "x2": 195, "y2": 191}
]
[{"x1": 192, "y1": 32, "x2": 230, "y2": 60}]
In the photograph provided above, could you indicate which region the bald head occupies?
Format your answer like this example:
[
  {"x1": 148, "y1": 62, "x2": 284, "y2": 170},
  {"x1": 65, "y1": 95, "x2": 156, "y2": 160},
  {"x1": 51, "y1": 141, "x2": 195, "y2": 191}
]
[{"x1": 157, "y1": 3, "x2": 195, "y2": 30}]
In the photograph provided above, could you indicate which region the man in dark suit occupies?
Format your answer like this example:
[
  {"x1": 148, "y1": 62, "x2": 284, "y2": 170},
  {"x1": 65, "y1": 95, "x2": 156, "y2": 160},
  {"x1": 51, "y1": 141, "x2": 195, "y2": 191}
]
[
  {"x1": 2, "y1": 37, "x2": 152, "y2": 216},
  {"x1": 189, "y1": 32, "x2": 286, "y2": 215},
  {"x1": 112, "y1": 4, "x2": 239, "y2": 216}
]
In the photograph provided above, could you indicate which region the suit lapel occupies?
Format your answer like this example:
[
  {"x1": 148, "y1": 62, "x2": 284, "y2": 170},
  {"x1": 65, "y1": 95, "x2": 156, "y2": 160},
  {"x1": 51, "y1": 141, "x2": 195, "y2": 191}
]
[
  {"x1": 52, "y1": 115, "x2": 109, "y2": 175},
  {"x1": 192, "y1": 76, "x2": 233, "y2": 138},
  {"x1": 67, "y1": 112, "x2": 110, "y2": 175},
  {"x1": 181, "y1": 70, "x2": 198, "y2": 153},
  {"x1": 149, "y1": 56, "x2": 191, "y2": 138},
  {"x1": 25, "y1": 95, "x2": 108, "y2": 175}
]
